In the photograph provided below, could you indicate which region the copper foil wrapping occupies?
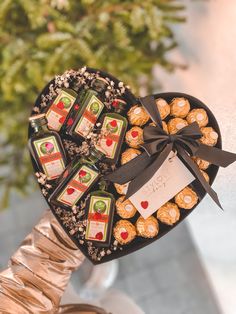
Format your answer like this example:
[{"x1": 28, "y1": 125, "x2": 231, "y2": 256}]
[{"x1": 0, "y1": 210, "x2": 85, "y2": 314}]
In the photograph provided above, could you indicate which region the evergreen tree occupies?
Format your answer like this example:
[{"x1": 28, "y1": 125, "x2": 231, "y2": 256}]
[{"x1": 0, "y1": 0, "x2": 185, "y2": 208}]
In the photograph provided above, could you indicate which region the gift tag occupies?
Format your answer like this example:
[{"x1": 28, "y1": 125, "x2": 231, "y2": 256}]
[{"x1": 129, "y1": 151, "x2": 195, "y2": 219}]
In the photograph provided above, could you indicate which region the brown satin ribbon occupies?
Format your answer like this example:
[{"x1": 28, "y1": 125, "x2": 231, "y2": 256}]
[{"x1": 105, "y1": 95, "x2": 236, "y2": 209}]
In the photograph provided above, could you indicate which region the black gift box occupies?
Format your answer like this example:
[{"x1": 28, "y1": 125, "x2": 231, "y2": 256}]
[{"x1": 29, "y1": 68, "x2": 222, "y2": 264}]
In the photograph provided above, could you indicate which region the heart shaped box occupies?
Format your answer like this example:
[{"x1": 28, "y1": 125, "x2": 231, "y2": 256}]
[{"x1": 29, "y1": 68, "x2": 221, "y2": 264}]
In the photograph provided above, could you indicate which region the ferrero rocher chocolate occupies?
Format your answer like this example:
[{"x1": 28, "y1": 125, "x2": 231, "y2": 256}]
[
  {"x1": 200, "y1": 127, "x2": 218, "y2": 146},
  {"x1": 156, "y1": 202, "x2": 180, "y2": 226},
  {"x1": 155, "y1": 98, "x2": 170, "y2": 120},
  {"x1": 192, "y1": 156, "x2": 210, "y2": 170},
  {"x1": 114, "y1": 182, "x2": 129, "y2": 195},
  {"x1": 127, "y1": 105, "x2": 150, "y2": 126},
  {"x1": 113, "y1": 220, "x2": 136, "y2": 245},
  {"x1": 186, "y1": 108, "x2": 208, "y2": 127},
  {"x1": 116, "y1": 196, "x2": 137, "y2": 219},
  {"x1": 168, "y1": 118, "x2": 188, "y2": 134},
  {"x1": 200, "y1": 170, "x2": 210, "y2": 183},
  {"x1": 170, "y1": 97, "x2": 190, "y2": 118},
  {"x1": 175, "y1": 187, "x2": 198, "y2": 210},
  {"x1": 149, "y1": 121, "x2": 168, "y2": 133},
  {"x1": 121, "y1": 148, "x2": 141, "y2": 165},
  {"x1": 125, "y1": 126, "x2": 144, "y2": 148},
  {"x1": 136, "y1": 216, "x2": 159, "y2": 238},
  {"x1": 162, "y1": 121, "x2": 169, "y2": 134}
]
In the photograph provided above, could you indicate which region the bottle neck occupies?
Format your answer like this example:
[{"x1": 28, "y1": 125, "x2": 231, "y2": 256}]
[
  {"x1": 87, "y1": 154, "x2": 99, "y2": 164},
  {"x1": 33, "y1": 124, "x2": 49, "y2": 134},
  {"x1": 87, "y1": 148, "x2": 104, "y2": 164}
]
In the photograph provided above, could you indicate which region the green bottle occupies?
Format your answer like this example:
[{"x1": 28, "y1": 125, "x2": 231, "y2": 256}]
[
  {"x1": 66, "y1": 77, "x2": 109, "y2": 140},
  {"x1": 85, "y1": 184, "x2": 115, "y2": 247},
  {"x1": 45, "y1": 88, "x2": 78, "y2": 131},
  {"x1": 48, "y1": 148, "x2": 104, "y2": 210},
  {"x1": 96, "y1": 113, "x2": 128, "y2": 164},
  {"x1": 111, "y1": 98, "x2": 127, "y2": 113},
  {"x1": 29, "y1": 114, "x2": 67, "y2": 180}
]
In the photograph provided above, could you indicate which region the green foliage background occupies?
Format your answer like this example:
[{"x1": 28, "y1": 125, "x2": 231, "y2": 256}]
[{"x1": 0, "y1": 0, "x2": 185, "y2": 209}]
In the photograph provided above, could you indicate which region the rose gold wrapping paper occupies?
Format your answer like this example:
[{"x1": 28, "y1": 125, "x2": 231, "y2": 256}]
[{"x1": 0, "y1": 209, "x2": 85, "y2": 314}]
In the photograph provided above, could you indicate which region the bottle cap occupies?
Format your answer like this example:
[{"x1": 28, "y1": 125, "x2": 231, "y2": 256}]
[
  {"x1": 29, "y1": 113, "x2": 48, "y2": 129},
  {"x1": 112, "y1": 98, "x2": 127, "y2": 113},
  {"x1": 92, "y1": 77, "x2": 109, "y2": 93}
]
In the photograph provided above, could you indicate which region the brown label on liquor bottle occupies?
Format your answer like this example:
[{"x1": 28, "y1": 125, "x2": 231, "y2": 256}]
[
  {"x1": 57, "y1": 165, "x2": 99, "y2": 207},
  {"x1": 98, "y1": 116, "x2": 124, "y2": 159},
  {"x1": 33, "y1": 136, "x2": 65, "y2": 179},
  {"x1": 74, "y1": 95, "x2": 104, "y2": 137},
  {"x1": 46, "y1": 90, "x2": 76, "y2": 131},
  {"x1": 85, "y1": 195, "x2": 111, "y2": 242}
]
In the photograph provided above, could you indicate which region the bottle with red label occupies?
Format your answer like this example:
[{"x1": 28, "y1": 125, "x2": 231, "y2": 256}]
[
  {"x1": 85, "y1": 189, "x2": 115, "y2": 247},
  {"x1": 111, "y1": 98, "x2": 127, "y2": 113},
  {"x1": 65, "y1": 77, "x2": 109, "y2": 140},
  {"x1": 48, "y1": 148, "x2": 105, "y2": 210},
  {"x1": 96, "y1": 113, "x2": 128, "y2": 165},
  {"x1": 45, "y1": 88, "x2": 78, "y2": 132},
  {"x1": 29, "y1": 114, "x2": 67, "y2": 180}
]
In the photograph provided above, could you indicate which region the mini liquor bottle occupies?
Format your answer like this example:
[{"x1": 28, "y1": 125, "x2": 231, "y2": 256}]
[
  {"x1": 111, "y1": 98, "x2": 127, "y2": 113},
  {"x1": 48, "y1": 148, "x2": 105, "y2": 210},
  {"x1": 66, "y1": 77, "x2": 109, "y2": 140},
  {"x1": 29, "y1": 114, "x2": 67, "y2": 180},
  {"x1": 96, "y1": 113, "x2": 128, "y2": 164},
  {"x1": 85, "y1": 189, "x2": 115, "y2": 247},
  {"x1": 46, "y1": 88, "x2": 78, "y2": 131}
]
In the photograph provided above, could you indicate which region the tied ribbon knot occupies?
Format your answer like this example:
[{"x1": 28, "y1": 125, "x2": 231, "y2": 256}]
[
  {"x1": 105, "y1": 95, "x2": 236, "y2": 209},
  {"x1": 142, "y1": 121, "x2": 202, "y2": 158}
]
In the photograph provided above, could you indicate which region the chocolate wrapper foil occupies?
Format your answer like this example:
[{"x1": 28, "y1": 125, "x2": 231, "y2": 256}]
[{"x1": 0, "y1": 209, "x2": 85, "y2": 314}]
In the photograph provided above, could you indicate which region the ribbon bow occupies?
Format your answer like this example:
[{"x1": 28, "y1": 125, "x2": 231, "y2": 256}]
[
  {"x1": 105, "y1": 95, "x2": 236, "y2": 209},
  {"x1": 142, "y1": 121, "x2": 201, "y2": 158}
]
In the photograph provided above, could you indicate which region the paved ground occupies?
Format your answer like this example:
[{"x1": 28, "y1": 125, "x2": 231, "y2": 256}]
[{"x1": 113, "y1": 222, "x2": 221, "y2": 314}]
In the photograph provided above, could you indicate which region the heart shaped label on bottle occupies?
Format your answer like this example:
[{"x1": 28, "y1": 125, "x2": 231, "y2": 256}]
[{"x1": 28, "y1": 67, "x2": 221, "y2": 264}]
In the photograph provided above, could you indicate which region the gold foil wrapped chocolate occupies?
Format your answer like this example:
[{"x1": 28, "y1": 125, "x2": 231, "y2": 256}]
[
  {"x1": 156, "y1": 202, "x2": 180, "y2": 226},
  {"x1": 125, "y1": 126, "x2": 144, "y2": 148},
  {"x1": 114, "y1": 182, "x2": 129, "y2": 195},
  {"x1": 168, "y1": 118, "x2": 188, "y2": 134},
  {"x1": 149, "y1": 121, "x2": 169, "y2": 133},
  {"x1": 186, "y1": 108, "x2": 209, "y2": 127},
  {"x1": 192, "y1": 156, "x2": 210, "y2": 170},
  {"x1": 200, "y1": 170, "x2": 210, "y2": 183},
  {"x1": 136, "y1": 216, "x2": 159, "y2": 238},
  {"x1": 0, "y1": 210, "x2": 84, "y2": 314},
  {"x1": 113, "y1": 220, "x2": 136, "y2": 245},
  {"x1": 162, "y1": 121, "x2": 169, "y2": 134},
  {"x1": 116, "y1": 196, "x2": 137, "y2": 219},
  {"x1": 170, "y1": 97, "x2": 190, "y2": 118},
  {"x1": 155, "y1": 98, "x2": 170, "y2": 119},
  {"x1": 175, "y1": 187, "x2": 198, "y2": 210},
  {"x1": 121, "y1": 148, "x2": 141, "y2": 165},
  {"x1": 200, "y1": 127, "x2": 218, "y2": 146},
  {"x1": 127, "y1": 105, "x2": 150, "y2": 126}
]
